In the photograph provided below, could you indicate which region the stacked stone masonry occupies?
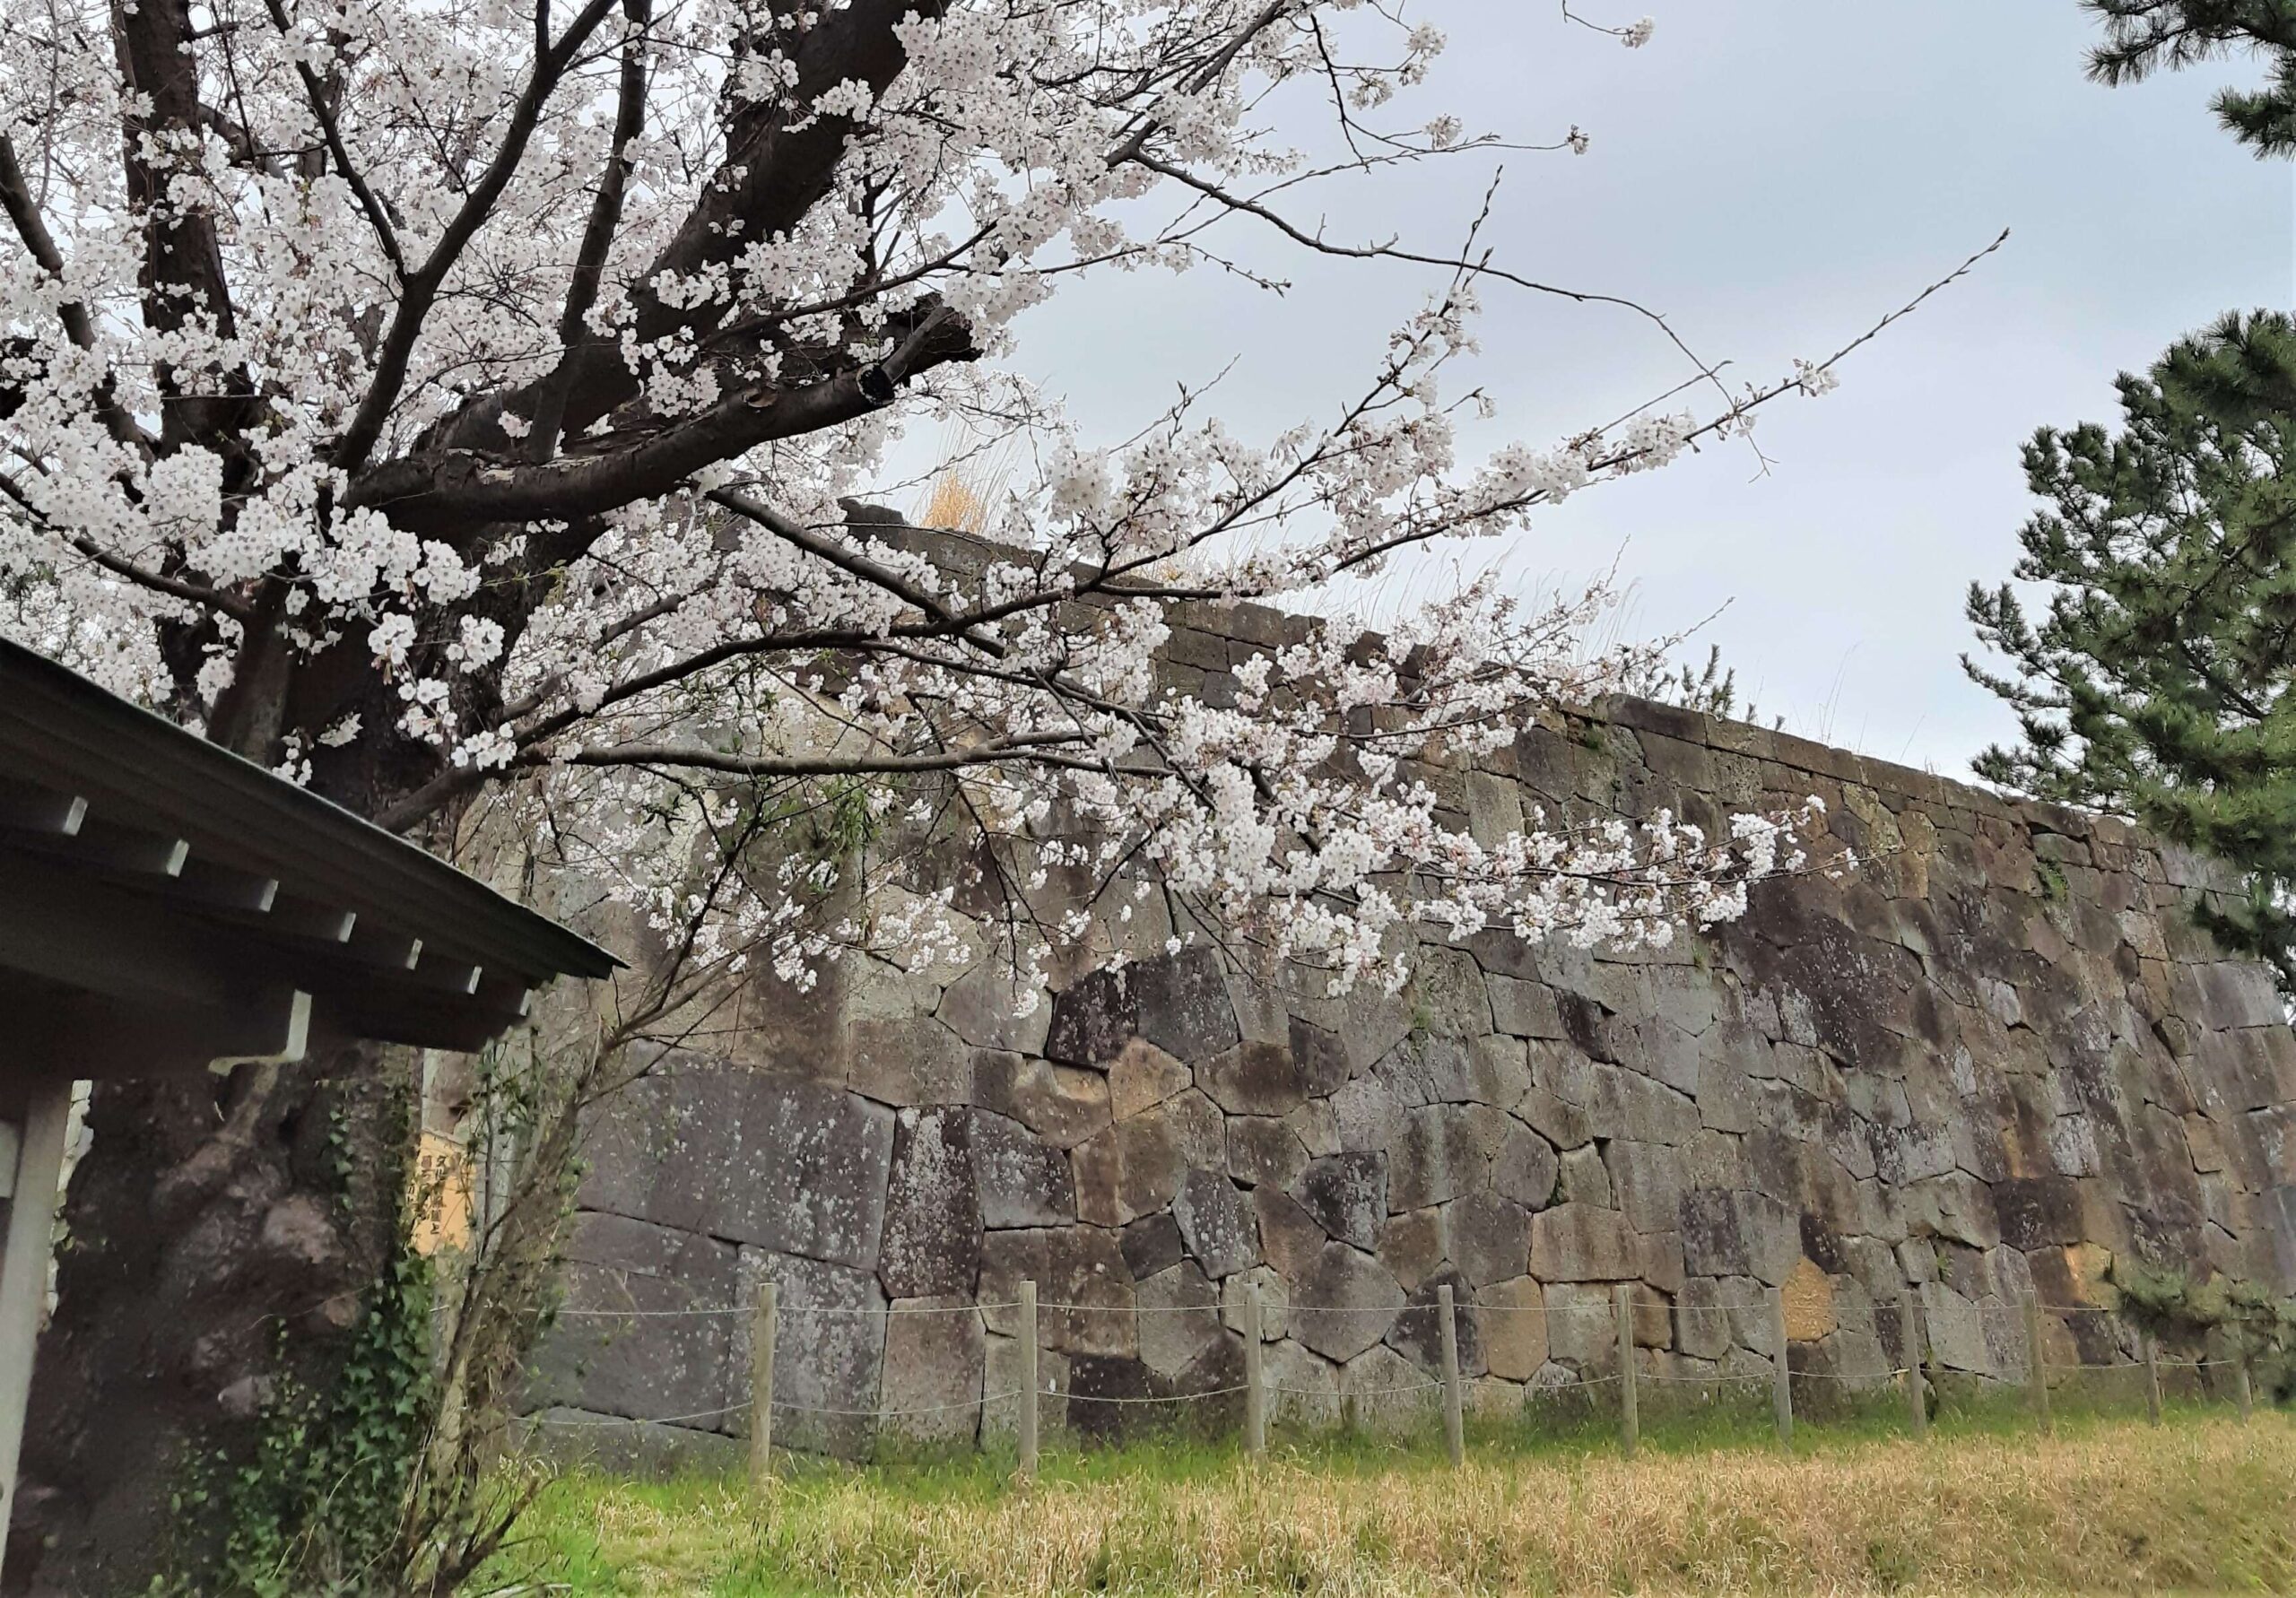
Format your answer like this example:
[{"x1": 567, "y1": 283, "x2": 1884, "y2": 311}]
[{"x1": 526, "y1": 595, "x2": 2296, "y2": 1463}]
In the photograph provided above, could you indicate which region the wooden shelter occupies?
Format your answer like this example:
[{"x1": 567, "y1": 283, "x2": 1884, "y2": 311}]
[{"x1": 0, "y1": 636, "x2": 617, "y2": 1577}]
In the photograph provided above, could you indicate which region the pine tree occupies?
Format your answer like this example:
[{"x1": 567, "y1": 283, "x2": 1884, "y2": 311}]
[
  {"x1": 1967, "y1": 310, "x2": 2296, "y2": 990},
  {"x1": 2084, "y1": 0, "x2": 2296, "y2": 155}
]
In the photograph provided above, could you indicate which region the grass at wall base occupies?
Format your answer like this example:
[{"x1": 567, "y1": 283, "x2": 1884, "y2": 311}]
[{"x1": 479, "y1": 1402, "x2": 2296, "y2": 1595}]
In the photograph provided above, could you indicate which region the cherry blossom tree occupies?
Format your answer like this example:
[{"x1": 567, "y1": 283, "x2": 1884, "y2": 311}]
[{"x1": 0, "y1": 0, "x2": 1974, "y2": 1583}]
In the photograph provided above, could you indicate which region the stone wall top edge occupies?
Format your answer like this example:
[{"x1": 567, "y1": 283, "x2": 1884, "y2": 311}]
[{"x1": 866, "y1": 521, "x2": 2128, "y2": 850}]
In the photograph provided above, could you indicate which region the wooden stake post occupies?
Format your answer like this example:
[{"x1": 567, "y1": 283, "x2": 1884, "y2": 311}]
[
  {"x1": 2143, "y1": 1330, "x2": 2163, "y2": 1426},
  {"x1": 1902, "y1": 1295, "x2": 1927, "y2": 1441},
  {"x1": 1770, "y1": 1287, "x2": 1793, "y2": 1449},
  {"x1": 2025, "y1": 1297, "x2": 2050, "y2": 1435},
  {"x1": 1019, "y1": 1279, "x2": 1040, "y2": 1481},
  {"x1": 1437, "y1": 1284, "x2": 1465, "y2": 1469},
  {"x1": 1615, "y1": 1285, "x2": 1639, "y2": 1460},
  {"x1": 748, "y1": 1279, "x2": 777, "y2": 1489},
  {"x1": 1243, "y1": 1283, "x2": 1266, "y2": 1456}
]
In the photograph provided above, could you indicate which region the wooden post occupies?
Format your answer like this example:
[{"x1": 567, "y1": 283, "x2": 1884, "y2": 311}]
[
  {"x1": 1438, "y1": 1283, "x2": 1465, "y2": 1469},
  {"x1": 0, "y1": 1081, "x2": 74, "y2": 1592},
  {"x1": 2025, "y1": 1297, "x2": 2051, "y2": 1435},
  {"x1": 1243, "y1": 1282, "x2": 1266, "y2": 1456},
  {"x1": 747, "y1": 1278, "x2": 776, "y2": 1489},
  {"x1": 1615, "y1": 1284, "x2": 1639, "y2": 1460},
  {"x1": 1903, "y1": 1295, "x2": 1927, "y2": 1442},
  {"x1": 2236, "y1": 1347, "x2": 2254, "y2": 1423},
  {"x1": 1018, "y1": 1279, "x2": 1040, "y2": 1481},
  {"x1": 1770, "y1": 1286, "x2": 1793, "y2": 1449},
  {"x1": 2143, "y1": 1330, "x2": 2162, "y2": 1426}
]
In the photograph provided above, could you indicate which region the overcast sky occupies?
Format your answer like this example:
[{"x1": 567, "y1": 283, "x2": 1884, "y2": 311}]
[{"x1": 984, "y1": 2, "x2": 2294, "y2": 780}]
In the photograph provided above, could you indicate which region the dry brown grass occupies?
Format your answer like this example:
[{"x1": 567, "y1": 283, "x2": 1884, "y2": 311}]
[{"x1": 494, "y1": 1412, "x2": 2296, "y2": 1594}]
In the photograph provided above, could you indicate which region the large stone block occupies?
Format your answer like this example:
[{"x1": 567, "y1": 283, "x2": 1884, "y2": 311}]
[
  {"x1": 1605, "y1": 1141, "x2": 1687, "y2": 1235},
  {"x1": 1494, "y1": 1122, "x2": 1561, "y2": 1210},
  {"x1": 1094, "y1": 1087, "x2": 1226, "y2": 1222},
  {"x1": 879, "y1": 1298, "x2": 985, "y2": 1447},
  {"x1": 579, "y1": 1065, "x2": 895, "y2": 1270},
  {"x1": 973, "y1": 1052, "x2": 1111, "y2": 1149},
  {"x1": 1391, "y1": 1103, "x2": 1505, "y2": 1211},
  {"x1": 1263, "y1": 1338, "x2": 1342, "y2": 1428},
  {"x1": 978, "y1": 1227, "x2": 1137, "y2": 1359},
  {"x1": 1133, "y1": 945, "x2": 1244, "y2": 1060},
  {"x1": 1291, "y1": 1244, "x2": 1407, "y2": 1361},
  {"x1": 1528, "y1": 1203, "x2": 1638, "y2": 1281},
  {"x1": 1200, "y1": 1039, "x2": 1310, "y2": 1116},
  {"x1": 1447, "y1": 1190, "x2": 1532, "y2": 1287},
  {"x1": 1340, "y1": 1342, "x2": 1441, "y2": 1432},
  {"x1": 1289, "y1": 1015, "x2": 1354, "y2": 1096},
  {"x1": 1477, "y1": 1276, "x2": 1549, "y2": 1380},
  {"x1": 848, "y1": 1016, "x2": 973, "y2": 1107},
  {"x1": 1255, "y1": 1185, "x2": 1329, "y2": 1282},
  {"x1": 1374, "y1": 1032, "x2": 1481, "y2": 1107},
  {"x1": 737, "y1": 1250, "x2": 886, "y2": 1458},
  {"x1": 527, "y1": 1213, "x2": 741, "y2": 1427},
  {"x1": 1294, "y1": 1151, "x2": 1388, "y2": 1248},
  {"x1": 1173, "y1": 1168, "x2": 1259, "y2": 1278},
  {"x1": 937, "y1": 960, "x2": 1053, "y2": 1055},
  {"x1": 1136, "y1": 1261, "x2": 1229, "y2": 1377},
  {"x1": 1107, "y1": 1038, "x2": 1192, "y2": 1120},
  {"x1": 971, "y1": 1108, "x2": 1078, "y2": 1229},
  {"x1": 1227, "y1": 1116, "x2": 1310, "y2": 1190},
  {"x1": 879, "y1": 1107, "x2": 981, "y2": 1299}
]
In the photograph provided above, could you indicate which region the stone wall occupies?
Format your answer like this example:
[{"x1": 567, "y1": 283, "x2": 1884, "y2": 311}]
[{"x1": 524, "y1": 595, "x2": 2296, "y2": 1463}]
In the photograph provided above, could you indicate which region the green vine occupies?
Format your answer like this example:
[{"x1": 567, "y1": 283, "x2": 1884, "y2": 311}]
[
  {"x1": 163, "y1": 1242, "x2": 436, "y2": 1596},
  {"x1": 2109, "y1": 1260, "x2": 2296, "y2": 1399}
]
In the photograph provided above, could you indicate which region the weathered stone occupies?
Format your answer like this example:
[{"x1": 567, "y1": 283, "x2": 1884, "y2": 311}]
[
  {"x1": 1375, "y1": 1206, "x2": 1448, "y2": 1294},
  {"x1": 1391, "y1": 1266, "x2": 1483, "y2": 1376},
  {"x1": 981, "y1": 1334, "x2": 1067, "y2": 1443},
  {"x1": 1558, "y1": 1144, "x2": 1613, "y2": 1208},
  {"x1": 1494, "y1": 1123, "x2": 1561, "y2": 1210},
  {"x1": 973, "y1": 1052, "x2": 1111, "y2": 1149},
  {"x1": 1227, "y1": 1116, "x2": 1309, "y2": 1190},
  {"x1": 971, "y1": 1108, "x2": 1078, "y2": 1229},
  {"x1": 1221, "y1": 1264, "x2": 1291, "y2": 1342},
  {"x1": 1133, "y1": 946, "x2": 1243, "y2": 1060},
  {"x1": 581, "y1": 1067, "x2": 896, "y2": 1271},
  {"x1": 1341, "y1": 1342, "x2": 1440, "y2": 1431},
  {"x1": 1919, "y1": 1280, "x2": 1993, "y2": 1374},
  {"x1": 1198, "y1": 1039, "x2": 1309, "y2": 1117},
  {"x1": 1542, "y1": 1281, "x2": 1617, "y2": 1367},
  {"x1": 1043, "y1": 962, "x2": 1141, "y2": 1066},
  {"x1": 1120, "y1": 1212, "x2": 1185, "y2": 1280},
  {"x1": 521, "y1": 1409, "x2": 744, "y2": 1478},
  {"x1": 1264, "y1": 1338, "x2": 1342, "y2": 1428},
  {"x1": 1107, "y1": 1038, "x2": 1191, "y2": 1120},
  {"x1": 1292, "y1": 1244, "x2": 1406, "y2": 1361},
  {"x1": 1448, "y1": 1190, "x2": 1532, "y2": 1287},
  {"x1": 1286, "y1": 1098, "x2": 1343, "y2": 1158},
  {"x1": 529, "y1": 1214, "x2": 740, "y2": 1427},
  {"x1": 1136, "y1": 1260, "x2": 1230, "y2": 1377},
  {"x1": 1254, "y1": 1185, "x2": 1328, "y2": 1283},
  {"x1": 1779, "y1": 1255, "x2": 1837, "y2": 1342},
  {"x1": 1489, "y1": 974, "x2": 1567, "y2": 1039},
  {"x1": 1374, "y1": 1032, "x2": 1480, "y2": 1107},
  {"x1": 1528, "y1": 1203, "x2": 1638, "y2": 1281},
  {"x1": 1288, "y1": 1016, "x2": 1353, "y2": 1097},
  {"x1": 737, "y1": 1251, "x2": 886, "y2": 1459},
  {"x1": 1111, "y1": 1088, "x2": 1226, "y2": 1221},
  {"x1": 1173, "y1": 1168, "x2": 1258, "y2": 1278},
  {"x1": 1410, "y1": 947, "x2": 1495, "y2": 1036},
  {"x1": 879, "y1": 1298, "x2": 985, "y2": 1446},
  {"x1": 937, "y1": 960, "x2": 1053, "y2": 1055},
  {"x1": 1391, "y1": 1103, "x2": 1504, "y2": 1211},
  {"x1": 1293, "y1": 1151, "x2": 1388, "y2": 1249},
  {"x1": 848, "y1": 1016, "x2": 973, "y2": 1107},
  {"x1": 1605, "y1": 1141, "x2": 1687, "y2": 1236},
  {"x1": 978, "y1": 1228, "x2": 1136, "y2": 1359},
  {"x1": 1478, "y1": 1276, "x2": 1549, "y2": 1380},
  {"x1": 1674, "y1": 1276, "x2": 1732, "y2": 1359},
  {"x1": 879, "y1": 1107, "x2": 980, "y2": 1298}
]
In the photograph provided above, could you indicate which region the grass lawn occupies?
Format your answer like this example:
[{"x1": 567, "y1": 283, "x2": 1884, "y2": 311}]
[{"x1": 477, "y1": 1401, "x2": 2296, "y2": 1594}]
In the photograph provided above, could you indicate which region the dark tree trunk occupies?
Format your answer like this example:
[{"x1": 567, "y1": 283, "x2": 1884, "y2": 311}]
[{"x1": 7, "y1": 1040, "x2": 418, "y2": 1594}]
